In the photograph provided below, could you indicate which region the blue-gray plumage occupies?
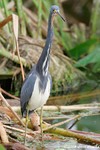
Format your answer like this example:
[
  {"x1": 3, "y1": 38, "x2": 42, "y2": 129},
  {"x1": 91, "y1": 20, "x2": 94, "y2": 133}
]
[{"x1": 20, "y1": 5, "x2": 65, "y2": 117}]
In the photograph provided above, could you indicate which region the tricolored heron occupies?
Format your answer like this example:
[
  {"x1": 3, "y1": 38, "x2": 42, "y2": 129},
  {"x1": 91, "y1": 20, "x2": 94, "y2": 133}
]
[{"x1": 20, "y1": 5, "x2": 65, "y2": 144}]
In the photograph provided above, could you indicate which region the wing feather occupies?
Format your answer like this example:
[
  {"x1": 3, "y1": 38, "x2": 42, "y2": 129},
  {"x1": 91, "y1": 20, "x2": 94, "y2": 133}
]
[{"x1": 20, "y1": 69, "x2": 37, "y2": 116}]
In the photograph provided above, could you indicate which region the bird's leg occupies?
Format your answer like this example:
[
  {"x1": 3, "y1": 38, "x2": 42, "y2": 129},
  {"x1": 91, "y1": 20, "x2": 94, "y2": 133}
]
[
  {"x1": 40, "y1": 106, "x2": 43, "y2": 143},
  {"x1": 24, "y1": 107, "x2": 29, "y2": 145}
]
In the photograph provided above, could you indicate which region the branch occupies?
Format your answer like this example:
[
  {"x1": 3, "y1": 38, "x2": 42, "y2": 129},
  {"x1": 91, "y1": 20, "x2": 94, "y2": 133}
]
[
  {"x1": 0, "y1": 87, "x2": 19, "y2": 100},
  {"x1": 45, "y1": 126, "x2": 100, "y2": 146},
  {"x1": 0, "y1": 48, "x2": 28, "y2": 67},
  {"x1": 0, "y1": 93, "x2": 25, "y2": 127},
  {"x1": 43, "y1": 115, "x2": 80, "y2": 131}
]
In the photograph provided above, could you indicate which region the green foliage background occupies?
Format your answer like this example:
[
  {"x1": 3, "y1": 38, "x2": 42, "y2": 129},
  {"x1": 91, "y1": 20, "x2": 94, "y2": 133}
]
[{"x1": 0, "y1": 0, "x2": 100, "y2": 84}]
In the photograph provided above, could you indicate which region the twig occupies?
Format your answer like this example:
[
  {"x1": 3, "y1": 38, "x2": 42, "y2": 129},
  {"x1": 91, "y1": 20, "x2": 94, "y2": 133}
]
[
  {"x1": 43, "y1": 115, "x2": 80, "y2": 131},
  {"x1": 0, "y1": 121, "x2": 9, "y2": 143},
  {"x1": 15, "y1": 39, "x2": 25, "y2": 81},
  {"x1": 4, "y1": 125, "x2": 26, "y2": 133},
  {"x1": 4, "y1": 124, "x2": 36, "y2": 136},
  {"x1": 43, "y1": 116, "x2": 70, "y2": 120},
  {"x1": 0, "y1": 93, "x2": 25, "y2": 127},
  {"x1": 68, "y1": 119, "x2": 79, "y2": 129},
  {"x1": 71, "y1": 130, "x2": 100, "y2": 137},
  {"x1": 0, "y1": 87, "x2": 19, "y2": 100}
]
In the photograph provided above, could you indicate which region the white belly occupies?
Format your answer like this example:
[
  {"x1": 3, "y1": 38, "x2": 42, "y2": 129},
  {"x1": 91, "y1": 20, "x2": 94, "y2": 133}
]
[{"x1": 29, "y1": 77, "x2": 50, "y2": 111}]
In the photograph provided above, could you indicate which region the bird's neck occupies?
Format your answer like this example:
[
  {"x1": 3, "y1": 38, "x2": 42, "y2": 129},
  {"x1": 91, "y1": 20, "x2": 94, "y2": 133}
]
[{"x1": 36, "y1": 13, "x2": 53, "y2": 77}]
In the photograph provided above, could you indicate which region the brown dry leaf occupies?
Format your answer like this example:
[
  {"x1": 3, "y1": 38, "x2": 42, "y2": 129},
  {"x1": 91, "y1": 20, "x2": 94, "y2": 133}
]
[
  {"x1": 12, "y1": 14, "x2": 25, "y2": 80},
  {"x1": 0, "y1": 121, "x2": 9, "y2": 143},
  {"x1": 0, "y1": 106, "x2": 16, "y2": 120},
  {"x1": 12, "y1": 14, "x2": 18, "y2": 41}
]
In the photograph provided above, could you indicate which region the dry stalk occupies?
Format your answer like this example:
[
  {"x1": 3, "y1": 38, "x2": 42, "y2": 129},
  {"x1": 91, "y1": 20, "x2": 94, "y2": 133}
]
[
  {"x1": 43, "y1": 116, "x2": 70, "y2": 120},
  {"x1": 0, "y1": 93, "x2": 25, "y2": 127},
  {"x1": 0, "y1": 87, "x2": 19, "y2": 100},
  {"x1": 0, "y1": 121, "x2": 9, "y2": 143},
  {"x1": 47, "y1": 127, "x2": 100, "y2": 146},
  {"x1": 4, "y1": 124, "x2": 37, "y2": 136},
  {"x1": 12, "y1": 103, "x2": 100, "y2": 113},
  {"x1": 43, "y1": 114, "x2": 80, "y2": 131},
  {"x1": 12, "y1": 14, "x2": 25, "y2": 81}
]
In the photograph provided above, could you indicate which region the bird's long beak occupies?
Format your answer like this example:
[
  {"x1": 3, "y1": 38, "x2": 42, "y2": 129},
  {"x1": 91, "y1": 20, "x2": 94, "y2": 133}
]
[{"x1": 57, "y1": 11, "x2": 65, "y2": 22}]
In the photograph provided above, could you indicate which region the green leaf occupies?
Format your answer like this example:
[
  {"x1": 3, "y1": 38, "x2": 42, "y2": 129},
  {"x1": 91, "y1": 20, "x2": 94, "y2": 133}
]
[
  {"x1": 69, "y1": 39, "x2": 97, "y2": 60},
  {"x1": 93, "y1": 61, "x2": 100, "y2": 73},
  {"x1": 0, "y1": 144, "x2": 6, "y2": 150},
  {"x1": 75, "y1": 45, "x2": 100, "y2": 68}
]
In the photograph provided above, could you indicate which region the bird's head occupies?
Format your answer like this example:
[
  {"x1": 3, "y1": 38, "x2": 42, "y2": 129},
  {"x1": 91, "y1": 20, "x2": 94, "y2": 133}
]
[{"x1": 50, "y1": 5, "x2": 65, "y2": 22}]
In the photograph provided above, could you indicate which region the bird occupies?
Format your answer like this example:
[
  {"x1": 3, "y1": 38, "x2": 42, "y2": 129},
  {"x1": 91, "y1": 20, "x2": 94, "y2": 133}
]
[{"x1": 20, "y1": 5, "x2": 65, "y2": 144}]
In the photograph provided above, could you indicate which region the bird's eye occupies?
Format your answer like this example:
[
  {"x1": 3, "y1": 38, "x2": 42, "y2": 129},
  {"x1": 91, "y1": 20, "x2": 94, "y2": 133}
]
[{"x1": 53, "y1": 9, "x2": 56, "y2": 13}]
